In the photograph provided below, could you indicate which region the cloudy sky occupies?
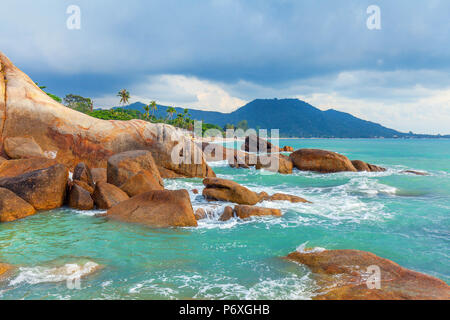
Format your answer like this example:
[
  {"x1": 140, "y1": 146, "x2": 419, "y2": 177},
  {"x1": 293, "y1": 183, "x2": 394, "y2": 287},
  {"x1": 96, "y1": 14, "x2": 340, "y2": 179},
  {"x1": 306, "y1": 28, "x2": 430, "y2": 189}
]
[{"x1": 1, "y1": 0, "x2": 449, "y2": 134}]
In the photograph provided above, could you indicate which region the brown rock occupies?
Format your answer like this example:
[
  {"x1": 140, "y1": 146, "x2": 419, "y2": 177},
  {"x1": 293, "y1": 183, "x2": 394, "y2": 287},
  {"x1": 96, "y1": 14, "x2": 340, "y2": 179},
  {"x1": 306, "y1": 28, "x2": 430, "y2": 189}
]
[
  {"x1": 255, "y1": 154, "x2": 293, "y2": 174},
  {"x1": 90, "y1": 168, "x2": 107, "y2": 183},
  {"x1": 72, "y1": 179, "x2": 94, "y2": 194},
  {"x1": 281, "y1": 146, "x2": 294, "y2": 152},
  {"x1": 192, "y1": 189, "x2": 199, "y2": 194},
  {"x1": 219, "y1": 206, "x2": 234, "y2": 221},
  {"x1": 257, "y1": 191, "x2": 270, "y2": 202},
  {"x1": 194, "y1": 208, "x2": 207, "y2": 220},
  {"x1": 0, "y1": 51, "x2": 213, "y2": 178},
  {"x1": 269, "y1": 193, "x2": 310, "y2": 203},
  {"x1": 234, "y1": 205, "x2": 282, "y2": 219},
  {"x1": 73, "y1": 162, "x2": 94, "y2": 187},
  {"x1": 0, "y1": 164, "x2": 68, "y2": 210},
  {"x1": 107, "y1": 150, "x2": 164, "y2": 188},
  {"x1": 107, "y1": 189, "x2": 197, "y2": 228},
  {"x1": 120, "y1": 170, "x2": 164, "y2": 197},
  {"x1": 290, "y1": 149, "x2": 357, "y2": 173},
  {"x1": 403, "y1": 170, "x2": 428, "y2": 176},
  {"x1": 202, "y1": 177, "x2": 260, "y2": 205},
  {"x1": 0, "y1": 263, "x2": 14, "y2": 279},
  {"x1": 285, "y1": 249, "x2": 450, "y2": 300},
  {"x1": 68, "y1": 184, "x2": 94, "y2": 210},
  {"x1": 0, "y1": 158, "x2": 58, "y2": 178},
  {"x1": 0, "y1": 187, "x2": 36, "y2": 222},
  {"x1": 351, "y1": 160, "x2": 386, "y2": 172},
  {"x1": 3, "y1": 136, "x2": 44, "y2": 159},
  {"x1": 0, "y1": 156, "x2": 7, "y2": 165},
  {"x1": 92, "y1": 181, "x2": 129, "y2": 209},
  {"x1": 241, "y1": 134, "x2": 280, "y2": 153}
]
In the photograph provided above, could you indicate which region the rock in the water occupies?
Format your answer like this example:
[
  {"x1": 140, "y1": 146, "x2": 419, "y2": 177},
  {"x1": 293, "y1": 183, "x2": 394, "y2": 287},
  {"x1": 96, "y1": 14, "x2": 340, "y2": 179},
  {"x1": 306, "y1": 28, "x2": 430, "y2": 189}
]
[
  {"x1": 402, "y1": 170, "x2": 428, "y2": 176},
  {"x1": 234, "y1": 205, "x2": 282, "y2": 219},
  {"x1": 281, "y1": 146, "x2": 294, "y2": 152},
  {"x1": 0, "y1": 158, "x2": 58, "y2": 178},
  {"x1": 241, "y1": 134, "x2": 280, "y2": 153},
  {"x1": 90, "y1": 168, "x2": 107, "y2": 183},
  {"x1": 73, "y1": 162, "x2": 94, "y2": 187},
  {"x1": 120, "y1": 170, "x2": 164, "y2": 197},
  {"x1": 269, "y1": 193, "x2": 310, "y2": 203},
  {"x1": 285, "y1": 249, "x2": 450, "y2": 300},
  {"x1": 351, "y1": 160, "x2": 386, "y2": 172},
  {"x1": 257, "y1": 191, "x2": 270, "y2": 202},
  {"x1": 0, "y1": 51, "x2": 214, "y2": 178},
  {"x1": 107, "y1": 150, "x2": 164, "y2": 188},
  {"x1": 3, "y1": 136, "x2": 45, "y2": 159},
  {"x1": 0, "y1": 164, "x2": 68, "y2": 210},
  {"x1": 192, "y1": 189, "x2": 199, "y2": 194},
  {"x1": 92, "y1": 181, "x2": 129, "y2": 209},
  {"x1": 107, "y1": 189, "x2": 197, "y2": 228},
  {"x1": 290, "y1": 149, "x2": 357, "y2": 173},
  {"x1": 202, "y1": 178, "x2": 260, "y2": 205},
  {"x1": 255, "y1": 154, "x2": 293, "y2": 174},
  {"x1": 219, "y1": 206, "x2": 234, "y2": 221},
  {"x1": 0, "y1": 263, "x2": 14, "y2": 279},
  {"x1": 0, "y1": 187, "x2": 36, "y2": 222},
  {"x1": 68, "y1": 184, "x2": 94, "y2": 210},
  {"x1": 194, "y1": 208, "x2": 207, "y2": 220}
]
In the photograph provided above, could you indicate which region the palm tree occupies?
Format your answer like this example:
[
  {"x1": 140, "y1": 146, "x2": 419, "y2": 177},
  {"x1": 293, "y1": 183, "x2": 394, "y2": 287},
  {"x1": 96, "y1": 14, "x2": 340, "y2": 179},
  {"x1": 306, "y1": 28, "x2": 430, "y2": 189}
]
[
  {"x1": 117, "y1": 89, "x2": 130, "y2": 106},
  {"x1": 166, "y1": 107, "x2": 176, "y2": 121},
  {"x1": 143, "y1": 103, "x2": 150, "y2": 120},
  {"x1": 150, "y1": 101, "x2": 157, "y2": 118}
]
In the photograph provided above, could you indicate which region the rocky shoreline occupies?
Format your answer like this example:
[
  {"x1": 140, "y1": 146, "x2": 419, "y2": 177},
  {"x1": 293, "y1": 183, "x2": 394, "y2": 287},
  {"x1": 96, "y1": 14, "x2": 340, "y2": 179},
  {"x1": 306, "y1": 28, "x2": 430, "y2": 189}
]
[{"x1": 0, "y1": 50, "x2": 447, "y2": 300}]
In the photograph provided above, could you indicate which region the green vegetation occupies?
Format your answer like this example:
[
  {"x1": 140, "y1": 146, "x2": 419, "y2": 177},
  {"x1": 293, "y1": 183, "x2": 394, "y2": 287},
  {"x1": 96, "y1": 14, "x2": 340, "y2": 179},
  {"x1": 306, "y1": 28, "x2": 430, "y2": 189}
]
[
  {"x1": 35, "y1": 83, "x2": 62, "y2": 103},
  {"x1": 117, "y1": 89, "x2": 130, "y2": 105},
  {"x1": 64, "y1": 94, "x2": 93, "y2": 113}
]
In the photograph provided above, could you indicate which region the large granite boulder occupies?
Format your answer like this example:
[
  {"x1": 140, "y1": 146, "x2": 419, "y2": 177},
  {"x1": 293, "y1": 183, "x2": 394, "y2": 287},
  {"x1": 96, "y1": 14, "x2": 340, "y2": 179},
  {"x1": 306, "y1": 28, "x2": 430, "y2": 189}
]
[
  {"x1": 68, "y1": 184, "x2": 94, "y2": 210},
  {"x1": 0, "y1": 164, "x2": 68, "y2": 210},
  {"x1": 241, "y1": 134, "x2": 280, "y2": 153},
  {"x1": 285, "y1": 249, "x2": 450, "y2": 300},
  {"x1": 3, "y1": 136, "x2": 45, "y2": 159},
  {"x1": 0, "y1": 51, "x2": 214, "y2": 178},
  {"x1": 90, "y1": 168, "x2": 107, "y2": 183},
  {"x1": 289, "y1": 149, "x2": 357, "y2": 173},
  {"x1": 351, "y1": 160, "x2": 386, "y2": 172},
  {"x1": 107, "y1": 150, "x2": 163, "y2": 188},
  {"x1": 0, "y1": 187, "x2": 36, "y2": 222},
  {"x1": 255, "y1": 154, "x2": 293, "y2": 174},
  {"x1": 107, "y1": 189, "x2": 197, "y2": 228},
  {"x1": 0, "y1": 158, "x2": 58, "y2": 178},
  {"x1": 92, "y1": 181, "x2": 129, "y2": 209},
  {"x1": 120, "y1": 170, "x2": 164, "y2": 197},
  {"x1": 202, "y1": 178, "x2": 260, "y2": 205},
  {"x1": 234, "y1": 205, "x2": 282, "y2": 219}
]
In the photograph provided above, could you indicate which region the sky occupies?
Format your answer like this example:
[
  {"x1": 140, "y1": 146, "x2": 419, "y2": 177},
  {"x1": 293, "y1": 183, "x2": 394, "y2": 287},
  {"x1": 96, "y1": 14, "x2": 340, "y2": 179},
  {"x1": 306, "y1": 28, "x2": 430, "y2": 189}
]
[{"x1": 0, "y1": 0, "x2": 449, "y2": 134}]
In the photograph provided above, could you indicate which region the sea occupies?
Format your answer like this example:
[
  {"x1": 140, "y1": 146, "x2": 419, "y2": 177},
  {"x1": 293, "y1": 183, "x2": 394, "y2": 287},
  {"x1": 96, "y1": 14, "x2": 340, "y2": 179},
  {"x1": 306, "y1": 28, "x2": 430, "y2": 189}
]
[{"x1": 0, "y1": 138, "x2": 449, "y2": 299}]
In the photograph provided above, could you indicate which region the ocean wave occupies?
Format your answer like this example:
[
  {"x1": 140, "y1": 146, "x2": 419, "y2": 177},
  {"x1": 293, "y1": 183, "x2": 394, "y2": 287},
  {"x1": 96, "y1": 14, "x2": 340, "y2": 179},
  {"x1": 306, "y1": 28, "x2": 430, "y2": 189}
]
[
  {"x1": 296, "y1": 241, "x2": 326, "y2": 254},
  {"x1": 9, "y1": 261, "x2": 100, "y2": 286}
]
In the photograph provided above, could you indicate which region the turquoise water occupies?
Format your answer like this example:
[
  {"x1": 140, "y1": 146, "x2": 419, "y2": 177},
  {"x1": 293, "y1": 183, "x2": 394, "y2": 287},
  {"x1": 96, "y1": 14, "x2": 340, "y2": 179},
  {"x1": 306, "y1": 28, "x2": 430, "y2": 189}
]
[{"x1": 0, "y1": 139, "x2": 449, "y2": 299}]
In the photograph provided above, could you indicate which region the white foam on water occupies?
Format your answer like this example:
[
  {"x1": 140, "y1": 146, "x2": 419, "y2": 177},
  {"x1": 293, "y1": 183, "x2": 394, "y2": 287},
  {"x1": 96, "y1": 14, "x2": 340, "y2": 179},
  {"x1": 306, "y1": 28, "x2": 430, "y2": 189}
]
[
  {"x1": 296, "y1": 241, "x2": 326, "y2": 254},
  {"x1": 9, "y1": 261, "x2": 100, "y2": 286},
  {"x1": 74, "y1": 209, "x2": 107, "y2": 217},
  {"x1": 128, "y1": 279, "x2": 179, "y2": 298}
]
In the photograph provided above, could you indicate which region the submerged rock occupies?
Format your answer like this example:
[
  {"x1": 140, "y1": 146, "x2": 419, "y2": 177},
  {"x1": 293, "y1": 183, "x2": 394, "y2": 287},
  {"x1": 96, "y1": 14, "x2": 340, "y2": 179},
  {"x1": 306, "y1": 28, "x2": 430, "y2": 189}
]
[
  {"x1": 0, "y1": 187, "x2": 36, "y2": 222},
  {"x1": 68, "y1": 184, "x2": 94, "y2": 210},
  {"x1": 92, "y1": 181, "x2": 129, "y2": 209},
  {"x1": 268, "y1": 193, "x2": 310, "y2": 203},
  {"x1": 120, "y1": 170, "x2": 164, "y2": 197},
  {"x1": 3, "y1": 136, "x2": 45, "y2": 159},
  {"x1": 107, "y1": 189, "x2": 197, "y2": 228},
  {"x1": 351, "y1": 160, "x2": 386, "y2": 172},
  {"x1": 0, "y1": 51, "x2": 214, "y2": 178},
  {"x1": 0, "y1": 263, "x2": 14, "y2": 279},
  {"x1": 0, "y1": 164, "x2": 68, "y2": 210},
  {"x1": 234, "y1": 205, "x2": 282, "y2": 219},
  {"x1": 402, "y1": 170, "x2": 428, "y2": 176},
  {"x1": 285, "y1": 249, "x2": 450, "y2": 300},
  {"x1": 290, "y1": 149, "x2": 357, "y2": 173},
  {"x1": 107, "y1": 150, "x2": 163, "y2": 188},
  {"x1": 202, "y1": 177, "x2": 260, "y2": 205}
]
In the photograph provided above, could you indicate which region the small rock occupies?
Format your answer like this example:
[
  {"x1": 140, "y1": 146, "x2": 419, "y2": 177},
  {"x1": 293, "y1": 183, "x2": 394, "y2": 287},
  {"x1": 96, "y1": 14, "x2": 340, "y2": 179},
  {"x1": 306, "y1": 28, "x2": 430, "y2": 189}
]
[
  {"x1": 92, "y1": 181, "x2": 129, "y2": 209},
  {"x1": 192, "y1": 189, "x2": 199, "y2": 194},
  {"x1": 0, "y1": 187, "x2": 36, "y2": 222},
  {"x1": 219, "y1": 206, "x2": 234, "y2": 221},
  {"x1": 269, "y1": 193, "x2": 310, "y2": 203},
  {"x1": 194, "y1": 208, "x2": 207, "y2": 220},
  {"x1": 68, "y1": 184, "x2": 94, "y2": 210},
  {"x1": 281, "y1": 146, "x2": 294, "y2": 152},
  {"x1": 403, "y1": 170, "x2": 428, "y2": 176},
  {"x1": 202, "y1": 177, "x2": 260, "y2": 205},
  {"x1": 73, "y1": 162, "x2": 94, "y2": 187},
  {"x1": 234, "y1": 205, "x2": 282, "y2": 219},
  {"x1": 351, "y1": 160, "x2": 386, "y2": 172}
]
